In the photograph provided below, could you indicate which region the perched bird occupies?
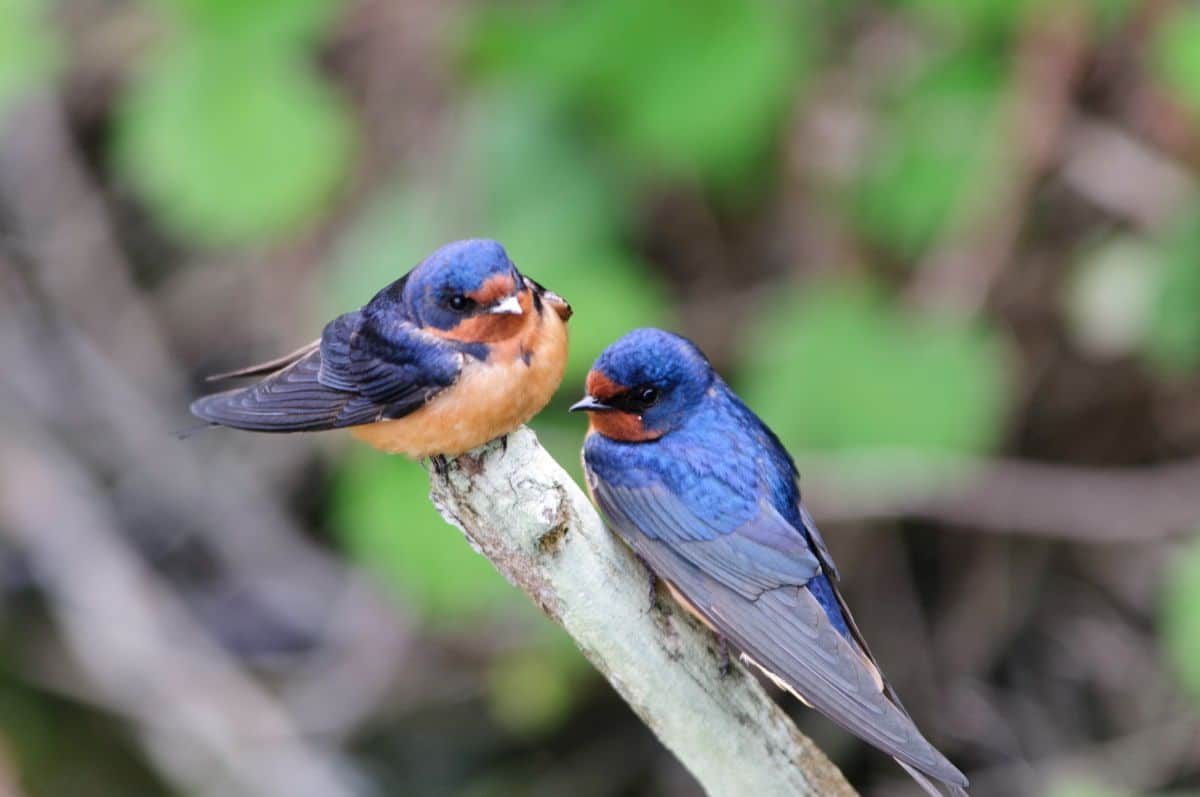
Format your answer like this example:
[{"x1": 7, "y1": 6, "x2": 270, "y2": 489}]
[
  {"x1": 191, "y1": 239, "x2": 571, "y2": 458},
  {"x1": 571, "y1": 328, "x2": 968, "y2": 797}
]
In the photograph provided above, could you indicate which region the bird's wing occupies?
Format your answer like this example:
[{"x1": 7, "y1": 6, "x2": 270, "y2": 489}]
[
  {"x1": 203, "y1": 339, "x2": 321, "y2": 382},
  {"x1": 589, "y1": 476, "x2": 969, "y2": 794},
  {"x1": 594, "y1": 481, "x2": 821, "y2": 599},
  {"x1": 190, "y1": 310, "x2": 461, "y2": 432}
]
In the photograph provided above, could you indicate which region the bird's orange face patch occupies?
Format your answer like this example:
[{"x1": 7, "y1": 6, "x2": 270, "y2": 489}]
[
  {"x1": 583, "y1": 370, "x2": 664, "y2": 442},
  {"x1": 585, "y1": 371, "x2": 624, "y2": 402},
  {"x1": 435, "y1": 287, "x2": 531, "y2": 344},
  {"x1": 467, "y1": 273, "x2": 517, "y2": 306}
]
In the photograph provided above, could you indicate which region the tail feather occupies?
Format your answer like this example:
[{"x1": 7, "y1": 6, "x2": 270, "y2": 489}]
[
  {"x1": 897, "y1": 759, "x2": 970, "y2": 797},
  {"x1": 204, "y1": 339, "x2": 320, "y2": 382}
]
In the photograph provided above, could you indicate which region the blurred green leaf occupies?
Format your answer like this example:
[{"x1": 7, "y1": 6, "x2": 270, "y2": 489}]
[
  {"x1": 0, "y1": 0, "x2": 59, "y2": 121},
  {"x1": 1044, "y1": 776, "x2": 1132, "y2": 797},
  {"x1": 1152, "y1": 5, "x2": 1200, "y2": 118},
  {"x1": 1091, "y1": 0, "x2": 1135, "y2": 34},
  {"x1": 465, "y1": 0, "x2": 810, "y2": 185},
  {"x1": 114, "y1": 42, "x2": 353, "y2": 245},
  {"x1": 152, "y1": 0, "x2": 337, "y2": 44},
  {"x1": 485, "y1": 647, "x2": 576, "y2": 735},
  {"x1": 1146, "y1": 208, "x2": 1200, "y2": 372},
  {"x1": 855, "y1": 51, "x2": 1009, "y2": 259},
  {"x1": 1163, "y1": 533, "x2": 1200, "y2": 705},
  {"x1": 328, "y1": 88, "x2": 669, "y2": 383},
  {"x1": 464, "y1": 89, "x2": 627, "y2": 251},
  {"x1": 892, "y1": 0, "x2": 1029, "y2": 39},
  {"x1": 740, "y1": 282, "x2": 1008, "y2": 453},
  {"x1": 328, "y1": 448, "x2": 521, "y2": 621}
]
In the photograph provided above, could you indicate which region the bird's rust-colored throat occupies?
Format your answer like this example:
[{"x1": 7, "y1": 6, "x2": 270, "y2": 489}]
[{"x1": 584, "y1": 371, "x2": 664, "y2": 443}]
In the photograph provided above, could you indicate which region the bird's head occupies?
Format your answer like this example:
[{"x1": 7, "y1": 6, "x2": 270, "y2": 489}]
[
  {"x1": 401, "y1": 239, "x2": 530, "y2": 341},
  {"x1": 571, "y1": 328, "x2": 714, "y2": 442}
]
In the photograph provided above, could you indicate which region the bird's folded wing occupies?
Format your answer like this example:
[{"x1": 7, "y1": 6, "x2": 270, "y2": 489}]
[
  {"x1": 593, "y1": 481, "x2": 821, "y2": 599},
  {"x1": 191, "y1": 311, "x2": 460, "y2": 432},
  {"x1": 589, "y1": 477, "x2": 968, "y2": 792}
]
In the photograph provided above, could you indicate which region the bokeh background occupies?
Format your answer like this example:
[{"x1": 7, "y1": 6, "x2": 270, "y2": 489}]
[{"x1": 2, "y1": 1, "x2": 1200, "y2": 796}]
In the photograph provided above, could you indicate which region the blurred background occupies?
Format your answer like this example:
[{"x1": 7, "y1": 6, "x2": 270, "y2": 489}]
[{"x1": 1, "y1": 1, "x2": 1200, "y2": 796}]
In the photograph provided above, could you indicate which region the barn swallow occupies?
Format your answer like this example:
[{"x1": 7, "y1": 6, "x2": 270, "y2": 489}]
[
  {"x1": 191, "y1": 239, "x2": 571, "y2": 458},
  {"x1": 571, "y1": 328, "x2": 968, "y2": 797}
]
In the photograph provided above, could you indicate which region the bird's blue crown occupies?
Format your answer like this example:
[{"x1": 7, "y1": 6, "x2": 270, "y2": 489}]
[
  {"x1": 593, "y1": 328, "x2": 713, "y2": 393},
  {"x1": 411, "y1": 239, "x2": 517, "y2": 298},
  {"x1": 368, "y1": 239, "x2": 522, "y2": 330}
]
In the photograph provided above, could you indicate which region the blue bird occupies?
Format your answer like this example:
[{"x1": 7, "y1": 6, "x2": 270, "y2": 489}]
[
  {"x1": 571, "y1": 328, "x2": 968, "y2": 797},
  {"x1": 191, "y1": 239, "x2": 571, "y2": 458}
]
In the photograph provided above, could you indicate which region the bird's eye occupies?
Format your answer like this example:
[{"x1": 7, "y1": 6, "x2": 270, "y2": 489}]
[
  {"x1": 448, "y1": 294, "x2": 472, "y2": 312},
  {"x1": 636, "y1": 387, "x2": 660, "y2": 407}
]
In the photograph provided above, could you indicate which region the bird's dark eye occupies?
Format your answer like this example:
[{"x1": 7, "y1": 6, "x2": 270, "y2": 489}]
[
  {"x1": 448, "y1": 294, "x2": 473, "y2": 312},
  {"x1": 636, "y1": 387, "x2": 659, "y2": 407}
]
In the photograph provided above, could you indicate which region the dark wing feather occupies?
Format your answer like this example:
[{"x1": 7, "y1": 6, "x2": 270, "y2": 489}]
[
  {"x1": 589, "y1": 476, "x2": 969, "y2": 793},
  {"x1": 191, "y1": 310, "x2": 460, "y2": 432},
  {"x1": 595, "y1": 482, "x2": 820, "y2": 599},
  {"x1": 204, "y1": 339, "x2": 320, "y2": 382}
]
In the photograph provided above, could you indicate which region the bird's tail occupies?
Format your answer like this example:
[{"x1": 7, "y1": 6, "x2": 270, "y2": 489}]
[{"x1": 897, "y1": 759, "x2": 970, "y2": 797}]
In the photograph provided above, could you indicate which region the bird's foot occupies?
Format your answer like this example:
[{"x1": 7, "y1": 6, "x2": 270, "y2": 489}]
[{"x1": 430, "y1": 454, "x2": 450, "y2": 477}]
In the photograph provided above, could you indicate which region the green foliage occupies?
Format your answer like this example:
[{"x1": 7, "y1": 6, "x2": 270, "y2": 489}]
[
  {"x1": 740, "y1": 282, "x2": 1008, "y2": 453},
  {"x1": 1146, "y1": 207, "x2": 1200, "y2": 372},
  {"x1": 328, "y1": 88, "x2": 668, "y2": 384},
  {"x1": 1044, "y1": 777, "x2": 1132, "y2": 797},
  {"x1": 1163, "y1": 534, "x2": 1200, "y2": 705},
  {"x1": 1152, "y1": 5, "x2": 1200, "y2": 118},
  {"x1": 485, "y1": 644, "x2": 578, "y2": 734},
  {"x1": 113, "y1": 0, "x2": 353, "y2": 245},
  {"x1": 328, "y1": 448, "x2": 521, "y2": 620},
  {"x1": 1091, "y1": 0, "x2": 1135, "y2": 34},
  {"x1": 152, "y1": 0, "x2": 336, "y2": 44},
  {"x1": 0, "y1": 0, "x2": 59, "y2": 121},
  {"x1": 465, "y1": 0, "x2": 810, "y2": 186},
  {"x1": 855, "y1": 51, "x2": 1008, "y2": 259},
  {"x1": 892, "y1": 0, "x2": 1029, "y2": 40}
]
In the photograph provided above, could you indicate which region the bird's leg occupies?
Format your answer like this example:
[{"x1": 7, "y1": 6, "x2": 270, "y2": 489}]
[
  {"x1": 717, "y1": 636, "x2": 733, "y2": 678},
  {"x1": 499, "y1": 434, "x2": 509, "y2": 455},
  {"x1": 430, "y1": 454, "x2": 449, "y2": 477}
]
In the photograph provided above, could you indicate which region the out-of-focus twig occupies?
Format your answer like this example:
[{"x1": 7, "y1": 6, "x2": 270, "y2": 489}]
[
  {"x1": 424, "y1": 428, "x2": 858, "y2": 797},
  {"x1": 0, "y1": 437, "x2": 360, "y2": 797},
  {"x1": 798, "y1": 449, "x2": 1200, "y2": 541},
  {"x1": 1060, "y1": 116, "x2": 1196, "y2": 231},
  {"x1": 0, "y1": 96, "x2": 411, "y2": 741},
  {"x1": 909, "y1": 3, "x2": 1091, "y2": 315}
]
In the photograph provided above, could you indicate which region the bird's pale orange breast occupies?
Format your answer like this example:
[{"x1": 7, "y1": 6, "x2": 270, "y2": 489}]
[{"x1": 350, "y1": 298, "x2": 568, "y2": 458}]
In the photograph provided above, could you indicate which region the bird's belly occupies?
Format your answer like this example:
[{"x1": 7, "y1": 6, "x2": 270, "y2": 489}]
[{"x1": 350, "y1": 310, "x2": 568, "y2": 458}]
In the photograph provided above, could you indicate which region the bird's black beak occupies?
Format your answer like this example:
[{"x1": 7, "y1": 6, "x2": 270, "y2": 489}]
[{"x1": 570, "y1": 395, "x2": 614, "y2": 413}]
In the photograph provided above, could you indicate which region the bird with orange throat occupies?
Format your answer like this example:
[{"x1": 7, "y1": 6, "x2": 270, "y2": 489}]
[
  {"x1": 191, "y1": 239, "x2": 571, "y2": 459},
  {"x1": 572, "y1": 328, "x2": 969, "y2": 797}
]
